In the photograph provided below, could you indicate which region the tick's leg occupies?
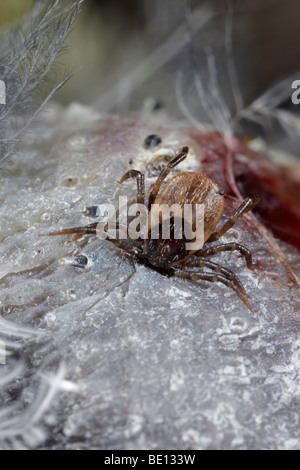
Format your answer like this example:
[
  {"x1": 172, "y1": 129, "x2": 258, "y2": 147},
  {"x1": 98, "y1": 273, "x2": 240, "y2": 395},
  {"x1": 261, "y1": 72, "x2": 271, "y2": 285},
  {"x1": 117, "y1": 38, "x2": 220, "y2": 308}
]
[
  {"x1": 119, "y1": 170, "x2": 145, "y2": 205},
  {"x1": 175, "y1": 266, "x2": 252, "y2": 311},
  {"x1": 208, "y1": 196, "x2": 260, "y2": 242},
  {"x1": 195, "y1": 243, "x2": 252, "y2": 269},
  {"x1": 106, "y1": 237, "x2": 146, "y2": 260},
  {"x1": 148, "y1": 146, "x2": 189, "y2": 210},
  {"x1": 47, "y1": 222, "x2": 98, "y2": 240},
  {"x1": 49, "y1": 219, "x2": 145, "y2": 259},
  {"x1": 48, "y1": 219, "x2": 128, "y2": 239},
  {"x1": 183, "y1": 259, "x2": 249, "y2": 300}
]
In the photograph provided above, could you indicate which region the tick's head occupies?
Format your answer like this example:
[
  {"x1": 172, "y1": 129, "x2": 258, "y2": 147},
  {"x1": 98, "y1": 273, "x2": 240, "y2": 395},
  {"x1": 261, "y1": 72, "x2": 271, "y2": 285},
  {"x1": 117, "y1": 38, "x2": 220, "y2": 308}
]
[
  {"x1": 146, "y1": 221, "x2": 188, "y2": 268},
  {"x1": 147, "y1": 238, "x2": 188, "y2": 268}
]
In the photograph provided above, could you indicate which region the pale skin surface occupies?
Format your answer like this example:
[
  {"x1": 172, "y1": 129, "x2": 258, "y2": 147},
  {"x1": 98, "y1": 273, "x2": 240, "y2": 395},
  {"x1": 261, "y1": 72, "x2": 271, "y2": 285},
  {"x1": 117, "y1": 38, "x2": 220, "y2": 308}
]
[
  {"x1": 2, "y1": 109, "x2": 299, "y2": 450},
  {"x1": 48, "y1": 147, "x2": 259, "y2": 310}
]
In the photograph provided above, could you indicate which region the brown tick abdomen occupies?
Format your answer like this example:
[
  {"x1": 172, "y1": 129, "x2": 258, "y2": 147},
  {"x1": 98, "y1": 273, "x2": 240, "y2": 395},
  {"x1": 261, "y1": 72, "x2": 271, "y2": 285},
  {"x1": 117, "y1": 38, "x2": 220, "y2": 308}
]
[{"x1": 153, "y1": 172, "x2": 225, "y2": 243}]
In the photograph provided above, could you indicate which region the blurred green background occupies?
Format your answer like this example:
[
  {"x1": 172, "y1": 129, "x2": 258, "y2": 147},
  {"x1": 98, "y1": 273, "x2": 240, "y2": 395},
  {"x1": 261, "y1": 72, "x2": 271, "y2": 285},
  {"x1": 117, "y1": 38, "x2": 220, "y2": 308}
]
[{"x1": 0, "y1": 0, "x2": 34, "y2": 25}]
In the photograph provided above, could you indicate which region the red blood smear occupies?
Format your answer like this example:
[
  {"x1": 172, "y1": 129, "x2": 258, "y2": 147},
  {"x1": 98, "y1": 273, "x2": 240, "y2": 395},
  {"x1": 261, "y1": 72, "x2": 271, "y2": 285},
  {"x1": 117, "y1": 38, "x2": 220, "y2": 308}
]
[
  {"x1": 236, "y1": 172, "x2": 300, "y2": 250},
  {"x1": 192, "y1": 131, "x2": 300, "y2": 251}
]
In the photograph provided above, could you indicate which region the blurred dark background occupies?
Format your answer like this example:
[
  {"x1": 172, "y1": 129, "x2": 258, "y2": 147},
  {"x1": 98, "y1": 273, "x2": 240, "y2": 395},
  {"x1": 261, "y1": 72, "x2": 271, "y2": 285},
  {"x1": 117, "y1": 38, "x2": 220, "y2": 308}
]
[{"x1": 1, "y1": 0, "x2": 300, "y2": 121}]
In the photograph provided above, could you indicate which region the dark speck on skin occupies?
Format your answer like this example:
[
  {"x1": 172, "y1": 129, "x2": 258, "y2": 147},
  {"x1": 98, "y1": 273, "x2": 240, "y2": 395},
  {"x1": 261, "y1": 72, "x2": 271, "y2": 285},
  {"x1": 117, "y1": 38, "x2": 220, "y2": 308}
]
[
  {"x1": 151, "y1": 100, "x2": 164, "y2": 111},
  {"x1": 72, "y1": 255, "x2": 88, "y2": 268},
  {"x1": 84, "y1": 206, "x2": 98, "y2": 217},
  {"x1": 144, "y1": 134, "x2": 162, "y2": 149}
]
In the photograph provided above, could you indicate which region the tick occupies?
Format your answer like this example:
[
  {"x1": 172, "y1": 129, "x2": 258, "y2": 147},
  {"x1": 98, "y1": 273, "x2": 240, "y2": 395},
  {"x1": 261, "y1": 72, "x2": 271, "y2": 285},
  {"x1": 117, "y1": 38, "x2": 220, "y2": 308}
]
[{"x1": 48, "y1": 146, "x2": 259, "y2": 310}]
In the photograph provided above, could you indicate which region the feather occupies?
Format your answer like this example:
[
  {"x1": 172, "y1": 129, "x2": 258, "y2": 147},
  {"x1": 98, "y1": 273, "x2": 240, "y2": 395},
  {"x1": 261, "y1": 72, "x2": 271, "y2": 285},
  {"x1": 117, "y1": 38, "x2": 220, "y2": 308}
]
[{"x1": 0, "y1": 0, "x2": 83, "y2": 164}]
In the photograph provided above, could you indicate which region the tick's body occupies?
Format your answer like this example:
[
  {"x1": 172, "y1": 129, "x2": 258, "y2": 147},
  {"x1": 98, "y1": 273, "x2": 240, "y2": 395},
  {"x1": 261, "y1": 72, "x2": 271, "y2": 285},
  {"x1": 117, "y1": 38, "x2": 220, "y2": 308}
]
[
  {"x1": 49, "y1": 146, "x2": 259, "y2": 310},
  {"x1": 154, "y1": 172, "x2": 225, "y2": 243}
]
